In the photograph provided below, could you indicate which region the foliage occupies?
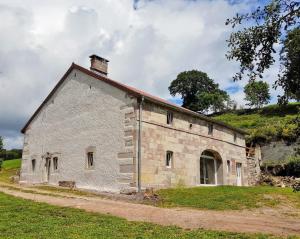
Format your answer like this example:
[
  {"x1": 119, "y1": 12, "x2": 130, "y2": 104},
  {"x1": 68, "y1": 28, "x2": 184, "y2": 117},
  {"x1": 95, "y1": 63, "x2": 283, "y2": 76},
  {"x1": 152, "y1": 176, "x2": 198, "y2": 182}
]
[
  {"x1": 0, "y1": 149, "x2": 22, "y2": 160},
  {"x1": 278, "y1": 27, "x2": 300, "y2": 103},
  {"x1": 244, "y1": 81, "x2": 271, "y2": 108},
  {"x1": 0, "y1": 192, "x2": 278, "y2": 239},
  {"x1": 169, "y1": 70, "x2": 230, "y2": 113},
  {"x1": 285, "y1": 155, "x2": 300, "y2": 177},
  {"x1": 157, "y1": 186, "x2": 300, "y2": 210},
  {"x1": 292, "y1": 181, "x2": 300, "y2": 192},
  {"x1": 0, "y1": 159, "x2": 2, "y2": 171},
  {"x1": 212, "y1": 103, "x2": 300, "y2": 143},
  {"x1": 0, "y1": 136, "x2": 3, "y2": 152},
  {"x1": 226, "y1": 0, "x2": 300, "y2": 103}
]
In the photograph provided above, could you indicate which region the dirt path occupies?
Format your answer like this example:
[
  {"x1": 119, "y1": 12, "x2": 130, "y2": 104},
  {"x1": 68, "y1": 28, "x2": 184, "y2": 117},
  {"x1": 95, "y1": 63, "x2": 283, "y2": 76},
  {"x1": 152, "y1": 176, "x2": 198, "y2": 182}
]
[{"x1": 0, "y1": 186, "x2": 299, "y2": 236}]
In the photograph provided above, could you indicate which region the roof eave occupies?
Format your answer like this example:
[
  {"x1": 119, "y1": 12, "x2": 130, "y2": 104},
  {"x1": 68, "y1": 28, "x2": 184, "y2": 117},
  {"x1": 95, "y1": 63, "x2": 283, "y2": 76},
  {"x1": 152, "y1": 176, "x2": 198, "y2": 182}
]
[
  {"x1": 142, "y1": 96, "x2": 248, "y2": 135},
  {"x1": 21, "y1": 63, "x2": 248, "y2": 136}
]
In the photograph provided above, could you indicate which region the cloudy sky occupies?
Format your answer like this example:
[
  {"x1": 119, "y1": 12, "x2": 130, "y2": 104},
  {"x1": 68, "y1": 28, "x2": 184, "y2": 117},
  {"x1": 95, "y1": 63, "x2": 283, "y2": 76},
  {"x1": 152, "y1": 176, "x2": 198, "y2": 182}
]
[{"x1": 0, "y1": 0, "x2": 281, "y2": 149}]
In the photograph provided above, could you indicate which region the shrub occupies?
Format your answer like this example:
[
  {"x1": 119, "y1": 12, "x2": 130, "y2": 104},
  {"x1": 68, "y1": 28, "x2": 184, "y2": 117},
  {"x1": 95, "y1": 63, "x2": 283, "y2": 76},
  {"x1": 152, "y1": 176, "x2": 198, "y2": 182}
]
[
  {"x1": 292, "y1": 181, "x2": 300, "y2": 192},
  {"x1": 285, "y1": 156, "x2": 300, "y2": 177}
]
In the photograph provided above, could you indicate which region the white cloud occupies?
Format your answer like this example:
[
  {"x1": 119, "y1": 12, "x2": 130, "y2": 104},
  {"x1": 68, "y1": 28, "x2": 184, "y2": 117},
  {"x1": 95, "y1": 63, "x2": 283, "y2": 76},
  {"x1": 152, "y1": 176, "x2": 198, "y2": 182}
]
[{"x1": 0, "y1": 0, "x2": 282, "y2": 148}]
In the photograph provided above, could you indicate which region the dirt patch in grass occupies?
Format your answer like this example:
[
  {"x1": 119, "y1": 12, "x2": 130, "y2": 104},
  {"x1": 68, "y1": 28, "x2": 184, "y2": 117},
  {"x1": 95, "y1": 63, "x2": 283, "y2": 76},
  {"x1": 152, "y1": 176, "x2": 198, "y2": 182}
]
[{"x1": 1, "y1": 191, "x2": 290, "y2": 239}]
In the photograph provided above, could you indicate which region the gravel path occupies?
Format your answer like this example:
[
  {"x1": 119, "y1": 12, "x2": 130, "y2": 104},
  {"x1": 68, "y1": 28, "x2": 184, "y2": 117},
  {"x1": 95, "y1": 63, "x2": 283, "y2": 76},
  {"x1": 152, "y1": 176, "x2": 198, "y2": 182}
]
[{"x1": 0, "y1": 186, "x2": 299, "y2": 236}]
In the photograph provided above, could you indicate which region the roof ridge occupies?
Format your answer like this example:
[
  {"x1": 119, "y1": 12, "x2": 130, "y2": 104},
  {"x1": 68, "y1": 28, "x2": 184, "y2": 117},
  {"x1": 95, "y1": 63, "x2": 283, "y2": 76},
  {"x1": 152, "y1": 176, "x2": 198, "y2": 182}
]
[{"x1": 21, "y1": 63, "x2": 247, "y2": 135}]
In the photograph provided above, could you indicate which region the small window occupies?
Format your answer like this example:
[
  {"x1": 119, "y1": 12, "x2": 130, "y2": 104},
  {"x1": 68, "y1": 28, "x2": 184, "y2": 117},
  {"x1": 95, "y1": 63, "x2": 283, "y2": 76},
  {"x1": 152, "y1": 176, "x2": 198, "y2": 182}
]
[
  {"x1": 32, "y1": 159, "x2": 36, "y2": 172},
  {"x1": 166, "y1": 151, "x2": 173, "y2": 168},
  {"x1": 167, "y1": 111, "x2": 173, "y2": 125},
  {"x1": 87, "y1": 152, "x2": 94, "y2": 169},
  {"x1": 234, "y1": 133, "x2": 237, "y2": 142},
  {"x1": 53, "y1": 157, "x2": 58, "y2": 171},
  {"x1": 226, "y1": 160, "x2": 231, "y2": 174},
  {"x1": 208, "y1": 124, "x2": 213, "y2": 135}
]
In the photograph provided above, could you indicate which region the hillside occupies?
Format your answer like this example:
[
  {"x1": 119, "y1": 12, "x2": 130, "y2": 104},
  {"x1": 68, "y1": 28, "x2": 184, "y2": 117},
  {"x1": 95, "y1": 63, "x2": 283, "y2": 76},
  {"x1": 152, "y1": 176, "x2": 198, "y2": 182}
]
[{"x1": 211, "y1": 103, "x2": 300, "y2": 144}]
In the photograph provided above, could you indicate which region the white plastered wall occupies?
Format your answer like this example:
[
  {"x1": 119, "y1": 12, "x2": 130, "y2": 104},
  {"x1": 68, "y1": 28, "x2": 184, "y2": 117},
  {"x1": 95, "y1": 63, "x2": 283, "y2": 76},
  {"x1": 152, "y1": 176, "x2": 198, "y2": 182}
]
[{"x1": 20, "y1": 69, "x2": 137, "y2": 192}]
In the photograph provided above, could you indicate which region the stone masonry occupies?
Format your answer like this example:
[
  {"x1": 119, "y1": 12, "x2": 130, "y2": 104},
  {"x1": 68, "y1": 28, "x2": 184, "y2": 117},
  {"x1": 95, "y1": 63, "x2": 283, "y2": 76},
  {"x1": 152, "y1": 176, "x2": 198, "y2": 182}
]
[{"x1": 20, "y1": 62, "x2": 251, "y2": 193}]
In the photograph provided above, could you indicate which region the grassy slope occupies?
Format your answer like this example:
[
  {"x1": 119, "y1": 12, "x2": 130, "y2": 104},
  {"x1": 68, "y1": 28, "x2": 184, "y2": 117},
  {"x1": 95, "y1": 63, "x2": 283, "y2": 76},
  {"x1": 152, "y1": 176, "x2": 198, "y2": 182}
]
[
  {"x1": 212, "y1": 103, "x2": 300, "y2": 143},
  {"x1": 0, "y1": 159, "x2": 21, "y2": 183},
  {"x1": 157, "y1": 186, "x2": 300, "y2": 210},
  {"x1": 0, "y1": 192, "x2": 284, "y2": 239}
]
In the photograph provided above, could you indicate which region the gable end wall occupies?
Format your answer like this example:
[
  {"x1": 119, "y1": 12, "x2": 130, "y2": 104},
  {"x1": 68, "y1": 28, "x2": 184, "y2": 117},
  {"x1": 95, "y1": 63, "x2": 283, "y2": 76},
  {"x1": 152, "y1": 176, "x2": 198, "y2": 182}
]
[{"x1": 20, "y1": 69, "x2": 137, "y2": 192}]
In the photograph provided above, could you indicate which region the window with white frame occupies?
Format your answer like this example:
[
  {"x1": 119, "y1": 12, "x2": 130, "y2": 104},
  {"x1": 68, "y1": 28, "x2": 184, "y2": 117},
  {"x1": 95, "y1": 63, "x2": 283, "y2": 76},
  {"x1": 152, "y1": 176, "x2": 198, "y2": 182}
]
[
  {"x1": 53, "y1": 157, "x2": 58, "y2": 171},
  {"x1": 166, "y1": 151, "x2": 173, "y2": 168},
  {"x1": 32, "y1": 159, "x2": 36, "y2": 172},
  {"x1": 167, "y1": 111, "x2": 173, "y2": 125},
  {"x1": 87, "y1": 152, "x2": 94, "y2": 169}
]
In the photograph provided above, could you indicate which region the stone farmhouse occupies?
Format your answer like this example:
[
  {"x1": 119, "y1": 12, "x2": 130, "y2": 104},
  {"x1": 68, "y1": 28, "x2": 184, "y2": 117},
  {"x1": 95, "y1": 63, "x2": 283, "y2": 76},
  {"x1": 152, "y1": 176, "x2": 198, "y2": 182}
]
[{"x1": 20, "y1": 55, "x2": 255, "y2": 193}]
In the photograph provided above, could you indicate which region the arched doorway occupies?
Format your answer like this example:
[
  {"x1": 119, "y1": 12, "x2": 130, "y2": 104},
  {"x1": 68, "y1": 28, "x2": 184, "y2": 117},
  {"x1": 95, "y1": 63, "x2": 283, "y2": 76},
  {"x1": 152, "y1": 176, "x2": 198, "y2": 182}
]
[{"x1": 200, "y1": 150, "x2": 223, "y2": 185}]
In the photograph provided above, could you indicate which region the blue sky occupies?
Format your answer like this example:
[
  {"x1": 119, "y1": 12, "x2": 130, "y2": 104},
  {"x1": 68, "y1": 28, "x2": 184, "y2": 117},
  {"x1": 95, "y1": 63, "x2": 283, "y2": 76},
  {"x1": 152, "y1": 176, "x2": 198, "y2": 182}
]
[{"x1": 0, "y1": 0, "x2": 281, "y2": 149}]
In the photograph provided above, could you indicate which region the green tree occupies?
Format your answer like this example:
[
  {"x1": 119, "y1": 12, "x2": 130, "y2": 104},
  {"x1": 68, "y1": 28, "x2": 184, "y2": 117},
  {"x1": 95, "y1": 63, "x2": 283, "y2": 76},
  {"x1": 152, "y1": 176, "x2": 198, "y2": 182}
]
[
  {"x1": 0, "y1": 136, "x2": 3, "y2": 151},
  {"x1": 277, "y1": 27, "x2": 300, "y2": 103},
  {"x1": 226, "y1": 0, "x2": 300, "y2": 103},
  {"x1": 0, "y1": 136, "x2": 3, "y2": 170},
  {"x1": 169, "y1": 70, "x2": 230, "y2": 113},
  {"x1": 244, "y1": 81, "x2": 271, "y2": 108}
]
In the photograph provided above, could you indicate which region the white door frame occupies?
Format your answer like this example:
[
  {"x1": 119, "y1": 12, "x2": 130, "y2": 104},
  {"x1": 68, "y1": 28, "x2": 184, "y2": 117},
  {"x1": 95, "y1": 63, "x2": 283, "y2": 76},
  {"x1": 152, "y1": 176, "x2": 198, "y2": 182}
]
[
  {"x1": 200, "y1": 155, "x2": 218, "y2": 185},
  {"x1": 44, "y1": 157, "x2": 51, "y2": 183},
  {"x1": 236, "y1": 163, "x2": 242, "y2": 186}
]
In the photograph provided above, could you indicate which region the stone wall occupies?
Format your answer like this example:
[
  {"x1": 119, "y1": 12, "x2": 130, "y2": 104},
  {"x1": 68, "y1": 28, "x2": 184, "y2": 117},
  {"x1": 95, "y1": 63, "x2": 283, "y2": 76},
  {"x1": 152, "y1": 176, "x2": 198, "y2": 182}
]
[
  {"x1": 21, "y1": 69, "x2": 137, "y2": 192},
  {"x1": 139, "y1": 102, "x2": 248, "y2": 188},
  {"x1": 261, "y1": 140, "x2": 300, "y2": 163}
]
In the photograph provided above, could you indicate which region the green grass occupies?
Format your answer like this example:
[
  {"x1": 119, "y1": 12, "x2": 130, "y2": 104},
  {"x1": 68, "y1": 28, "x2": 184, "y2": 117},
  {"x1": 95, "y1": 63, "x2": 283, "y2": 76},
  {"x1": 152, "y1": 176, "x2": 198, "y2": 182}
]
[
  {"x1": 0, "y1": 159, "x2": 21, "y2": 183},
  {"x1": 157, "y1": 186, "x2": 300, "y2": 210},
  {"x1": 212, "y1": 103, "x2": 300, "y2": 143},
  {"x1": 0, "y1": 192, "x2": 288, "y2": 239}
]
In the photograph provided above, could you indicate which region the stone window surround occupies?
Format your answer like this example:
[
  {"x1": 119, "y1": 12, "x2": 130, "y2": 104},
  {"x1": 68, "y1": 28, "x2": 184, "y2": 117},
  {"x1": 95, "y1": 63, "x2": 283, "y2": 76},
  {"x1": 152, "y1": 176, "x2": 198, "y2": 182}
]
[
  {"x1": 234, "y1": 133, "x2": 237, "y2": 142},
  {"x1": 208, "y1": 123, "x2": 214, "y2": 135},
  {"x1": 53, "y1": 157, "x2": 58, "y2": 171},
  {"x1": 226, "y1": 160, "x2": 231, "y2": 174},
  {"x1": 167, "y1": 111, "x2": 173, "y2": 125},
  {"x1": 85, "y1": 146, "x2": 96, "y2": 170},
  {"x1": 166, "y1": 151, "x2": 173, "y2": 169},
  {"x1": 31, "y1": 159, "x2": 36, "y2": 172},
  {"x1": 49, "y1": 153, "x2": 61, "y2": 174}
]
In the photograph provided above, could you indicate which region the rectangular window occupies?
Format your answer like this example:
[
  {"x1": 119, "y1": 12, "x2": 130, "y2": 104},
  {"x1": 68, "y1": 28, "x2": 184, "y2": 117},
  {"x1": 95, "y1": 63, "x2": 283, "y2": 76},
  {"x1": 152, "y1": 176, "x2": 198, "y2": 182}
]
[
  {"x1": 234, "y1": 133, "x2": 237, "y2": 142},
  {"x1": 167, "y1": 111, "x2": 173, "y2": 125},
  {"x1": 208, "y1": 124, "x2": 213, "y2": 135},
  {"x1": 32, "y1": 159, "x2": 36, "y2": 172},
  {"x1": 87, "y1": 152, "x2": 94, "y2": 169},
  {"x1": 166, "y1": 151, "x2": 173, "y2": 168},
  {"x1": 53, "y1": 157, "x2": 58, "y2": 171},
  {"x1": 226, "y1": 160, "x2": 231, "y2": 174}
]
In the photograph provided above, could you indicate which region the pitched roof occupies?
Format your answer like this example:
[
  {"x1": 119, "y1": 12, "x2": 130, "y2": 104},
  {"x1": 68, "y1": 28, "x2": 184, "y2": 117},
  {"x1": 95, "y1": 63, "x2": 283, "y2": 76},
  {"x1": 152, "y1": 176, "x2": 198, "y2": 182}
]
[{"x1": 21, "y1": 63, "x2": 247, "y2": 135}]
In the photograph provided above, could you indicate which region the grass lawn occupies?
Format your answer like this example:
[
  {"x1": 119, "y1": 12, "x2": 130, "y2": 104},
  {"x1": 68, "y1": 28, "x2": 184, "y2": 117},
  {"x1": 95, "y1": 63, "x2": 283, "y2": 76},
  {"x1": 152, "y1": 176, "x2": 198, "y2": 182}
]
[
  {"x1": 0, "y1": 192, "x2": 288, "y2": 239},
  {"x1": 0, "y1": 159, "x2": 21, "y2": 183},
  {"x1": 157, "y1": 186, "x2": 300, "y2": 210}
]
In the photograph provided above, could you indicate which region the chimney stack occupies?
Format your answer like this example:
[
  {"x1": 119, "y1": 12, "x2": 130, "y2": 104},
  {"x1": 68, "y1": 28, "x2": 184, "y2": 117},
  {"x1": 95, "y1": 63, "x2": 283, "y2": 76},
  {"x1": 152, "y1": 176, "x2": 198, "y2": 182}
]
[{"x1": 89, "y1": 54, "x2": 109, "y2": 76}]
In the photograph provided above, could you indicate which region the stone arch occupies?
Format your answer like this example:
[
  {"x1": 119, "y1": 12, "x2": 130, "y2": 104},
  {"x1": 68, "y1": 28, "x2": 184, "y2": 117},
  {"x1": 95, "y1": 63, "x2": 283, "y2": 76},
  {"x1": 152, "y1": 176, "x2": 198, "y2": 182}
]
[{"x1": 199, "y1": 149, "x2": 223, "y2": 185}]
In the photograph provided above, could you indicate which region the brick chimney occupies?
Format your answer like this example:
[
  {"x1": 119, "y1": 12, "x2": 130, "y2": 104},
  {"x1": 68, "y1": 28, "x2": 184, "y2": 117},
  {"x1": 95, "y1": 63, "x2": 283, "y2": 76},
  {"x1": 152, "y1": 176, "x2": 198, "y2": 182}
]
[{"x1": 89, "y1": 54, "x2": 109, "y2": 76}]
